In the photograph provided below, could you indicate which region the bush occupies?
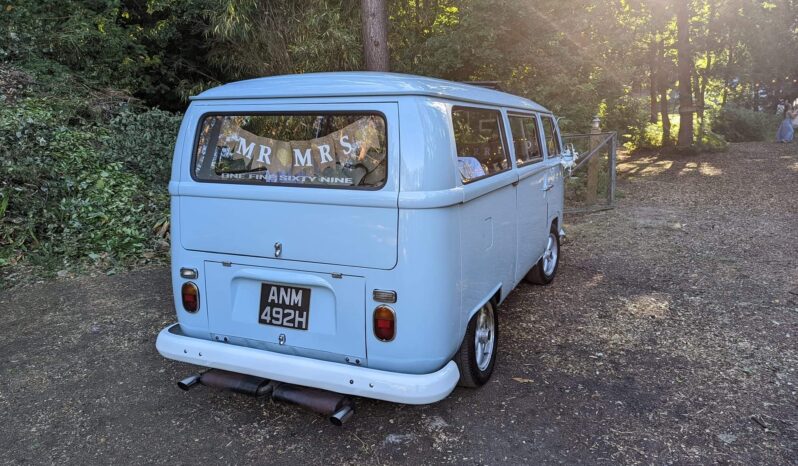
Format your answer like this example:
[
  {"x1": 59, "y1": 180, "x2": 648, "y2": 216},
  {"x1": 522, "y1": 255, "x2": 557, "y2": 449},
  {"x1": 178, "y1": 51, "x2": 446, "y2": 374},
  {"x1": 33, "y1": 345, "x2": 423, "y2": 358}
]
[
  {"x1": 0, "y1": 93, "x2": 179, "y2": 271},
  {"x1": 695, "y1": 129, "x2": 729, "y2": 152},
  {"x1": 105, "y1": 109, "x2": 182, "y2": 185},
  {"x1": 713, "y1": 106, "x2": 782, "y2": 142}
]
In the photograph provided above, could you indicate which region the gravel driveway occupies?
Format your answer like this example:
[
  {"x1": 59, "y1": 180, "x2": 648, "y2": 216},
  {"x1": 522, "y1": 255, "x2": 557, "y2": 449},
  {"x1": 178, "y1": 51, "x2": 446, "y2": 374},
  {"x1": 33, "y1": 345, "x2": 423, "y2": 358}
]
[{"x1": 1, "y1": 142, "x2": 796, "y2": 464}]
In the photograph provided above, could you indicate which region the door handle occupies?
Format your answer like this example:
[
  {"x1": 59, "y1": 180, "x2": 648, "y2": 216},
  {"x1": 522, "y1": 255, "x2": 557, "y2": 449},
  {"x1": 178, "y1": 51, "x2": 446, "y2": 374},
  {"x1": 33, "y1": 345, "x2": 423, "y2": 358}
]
[{"x1": 543, "y1": 182, "x2": 554, "y2": 192}]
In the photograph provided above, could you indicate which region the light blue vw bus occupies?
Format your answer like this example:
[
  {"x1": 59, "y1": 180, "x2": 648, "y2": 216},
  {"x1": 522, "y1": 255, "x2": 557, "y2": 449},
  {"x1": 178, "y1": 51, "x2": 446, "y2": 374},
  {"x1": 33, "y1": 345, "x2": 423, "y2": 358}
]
[{"x1": 156, "y1": 72, "x2": 569, "y2": 416}]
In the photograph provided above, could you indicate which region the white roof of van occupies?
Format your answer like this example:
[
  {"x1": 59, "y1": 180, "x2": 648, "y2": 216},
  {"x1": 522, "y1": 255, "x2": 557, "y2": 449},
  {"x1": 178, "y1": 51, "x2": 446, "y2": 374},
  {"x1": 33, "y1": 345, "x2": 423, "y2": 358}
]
[{"x1": 192, "y1": 72, "x2": 550, "y2": 113}]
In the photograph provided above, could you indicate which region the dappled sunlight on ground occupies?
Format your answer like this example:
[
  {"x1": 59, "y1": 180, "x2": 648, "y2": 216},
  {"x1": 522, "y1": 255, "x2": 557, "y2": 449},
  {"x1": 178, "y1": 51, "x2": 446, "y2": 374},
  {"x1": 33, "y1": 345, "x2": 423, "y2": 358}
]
[
  {"x1": 617, "y1": 156, "x2": 673, "y2": 177},
  {"x1": 679, "y1": 161, "x2": 698, "y2": 175},
  {"x1": 622, "y1": 292, "x2": 670, "y2": 319},
  {"x1": 640, "y1": 160, "x2": 673, "y2": 176},
  {"x1": 583, "y1": 272, "x2": 605, "y2": 289},
  {"x1": 698, "y1": 162, "x2": 722, "y2": 176},
  {"x1": 677, "y1": 161, "x2": 722, "y2": 176},
  {"x1": 617, "y1": 153, "x2": 725, "y2": 179}
]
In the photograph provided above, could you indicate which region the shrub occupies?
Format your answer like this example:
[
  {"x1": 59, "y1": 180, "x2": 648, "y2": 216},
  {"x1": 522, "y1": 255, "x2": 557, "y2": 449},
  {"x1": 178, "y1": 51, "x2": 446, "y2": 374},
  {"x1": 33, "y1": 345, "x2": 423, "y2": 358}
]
[
  {"x1": 696, "y1": 129, "x2": 729, "y2": 152},
  {"x1": 0, "y1": 94, "x2": 179, "y2": 271},
  {"x1": 713, "y1": 106, "x2": 782, "y2": 142},
  {"x1": 105, "y1": 109, "x2": 182, "y2": 185}
]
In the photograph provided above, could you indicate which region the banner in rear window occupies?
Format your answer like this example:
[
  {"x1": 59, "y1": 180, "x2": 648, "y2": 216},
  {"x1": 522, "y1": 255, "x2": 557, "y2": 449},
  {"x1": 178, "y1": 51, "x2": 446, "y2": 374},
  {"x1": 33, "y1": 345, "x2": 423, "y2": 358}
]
[{"x1": 193, "y1": 113, "x2": 387, "y2": 188}]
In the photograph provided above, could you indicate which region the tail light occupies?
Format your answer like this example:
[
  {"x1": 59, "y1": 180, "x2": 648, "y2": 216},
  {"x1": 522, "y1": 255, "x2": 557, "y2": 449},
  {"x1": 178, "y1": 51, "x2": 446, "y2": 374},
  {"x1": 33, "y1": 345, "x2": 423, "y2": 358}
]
[
  {"x1": 181, "y1": 282, "x2": 200, "y2": 313},
  {"x1": 373, "y1": 305, "x2": 396, "y2": 342}
]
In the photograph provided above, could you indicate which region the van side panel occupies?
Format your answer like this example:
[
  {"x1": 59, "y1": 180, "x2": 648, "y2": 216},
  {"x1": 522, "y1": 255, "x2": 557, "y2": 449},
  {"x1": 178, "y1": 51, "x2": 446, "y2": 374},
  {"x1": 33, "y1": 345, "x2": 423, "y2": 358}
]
[
  {"x1": 169, "y1": 196, "x2": 211, "y2": 339},
  {"x1": 364, "y1": 207, "x2": 461, "y2": 374},
  {"x1": 458, "y1": 178, "x2": 518, "y2": 313},
  {"x1": 362, "y1": 98, "x2": 466, "y2": 374},
  {"x1": 448, "y1": 102, "x2": 518, "y2": 316},
  {"x1": 171, "y1": 113, "x2": 192, "y2": 186},
  {"x1": 398, "y1": 97, "x2": 459, "y2": 193}
]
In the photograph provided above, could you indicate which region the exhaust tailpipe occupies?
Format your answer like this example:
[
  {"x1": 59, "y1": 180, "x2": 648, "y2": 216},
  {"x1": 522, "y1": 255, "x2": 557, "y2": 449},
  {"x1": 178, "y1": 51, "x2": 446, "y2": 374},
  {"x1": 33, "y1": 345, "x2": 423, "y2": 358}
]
[
  {"x1": 330, "y1": 405, "x2": 354, "y2": 426},
  {"x1": 272, "y1": 383, "x2": 355, "y2": 425},
  {"x1": 177, "y1": 374, "x2": 202, "y2": 391}
]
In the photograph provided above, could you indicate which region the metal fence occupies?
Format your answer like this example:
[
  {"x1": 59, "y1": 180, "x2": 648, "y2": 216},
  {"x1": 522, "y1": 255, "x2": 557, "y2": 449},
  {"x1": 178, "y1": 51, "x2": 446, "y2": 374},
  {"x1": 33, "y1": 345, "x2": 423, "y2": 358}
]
[{"x1": 561, "y1": 131, "x2": 617, "y2": 213}]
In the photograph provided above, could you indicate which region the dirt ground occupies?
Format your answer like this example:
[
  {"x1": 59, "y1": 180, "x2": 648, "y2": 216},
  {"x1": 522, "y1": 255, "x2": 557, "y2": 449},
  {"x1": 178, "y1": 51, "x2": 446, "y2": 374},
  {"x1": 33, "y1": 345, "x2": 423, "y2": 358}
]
[{"x1": 0, "y1": 142, "x2": 796, "y2": 464}]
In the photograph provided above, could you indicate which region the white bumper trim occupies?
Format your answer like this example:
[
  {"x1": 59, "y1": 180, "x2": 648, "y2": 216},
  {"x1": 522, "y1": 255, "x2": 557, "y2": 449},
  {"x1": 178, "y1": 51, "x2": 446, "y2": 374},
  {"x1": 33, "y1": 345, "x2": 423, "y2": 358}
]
[{"x1": 156, "y1": 324, "x2": 460, "y2": 405}]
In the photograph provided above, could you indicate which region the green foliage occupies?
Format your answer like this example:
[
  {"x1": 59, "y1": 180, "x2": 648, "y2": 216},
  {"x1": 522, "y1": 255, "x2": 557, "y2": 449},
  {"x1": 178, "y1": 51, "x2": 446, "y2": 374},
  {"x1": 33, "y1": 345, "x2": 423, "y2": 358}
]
[
  {"x1": 712, "y1": 106, "x2": 782, "y2": 142},
  {"x1": 106, "y1": 109, "x2": 182, "y2": 184},
  {"x1": 203, "y1": 0, "x2": 362, "y2": 78},
  {"x1": 0, "y1": 77, "x2": 178, "y2": 271},
  {"x1": 600, "y1": 96, "x2": 651, "y2": 148},
  {"x1": 634, "y1": 121, "x2": 669, "y2": 150},
  {"x1": 0, "y1": 0, "x2": 212, "y2": 110},
  {"x1": 695, "y1": 129, "x2": 729, "y2": 152}
]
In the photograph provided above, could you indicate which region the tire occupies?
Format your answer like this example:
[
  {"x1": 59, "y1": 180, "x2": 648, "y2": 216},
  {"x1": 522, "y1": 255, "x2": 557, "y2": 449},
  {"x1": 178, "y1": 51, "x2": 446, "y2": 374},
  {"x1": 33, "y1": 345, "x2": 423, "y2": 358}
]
[
  {"x1": 454, "y1": 301, "x2": 498, "y2": 388},
  {"x1": 525, "y1": 227, "x2": 560, "y2": 285}
]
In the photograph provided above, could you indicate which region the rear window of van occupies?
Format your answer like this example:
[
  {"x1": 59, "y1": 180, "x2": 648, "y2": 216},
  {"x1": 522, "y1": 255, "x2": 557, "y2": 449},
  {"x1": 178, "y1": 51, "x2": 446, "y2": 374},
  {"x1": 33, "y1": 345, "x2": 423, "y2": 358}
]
[{"x1": 193, "y1": 113, "x2": 387, "y2": 188}]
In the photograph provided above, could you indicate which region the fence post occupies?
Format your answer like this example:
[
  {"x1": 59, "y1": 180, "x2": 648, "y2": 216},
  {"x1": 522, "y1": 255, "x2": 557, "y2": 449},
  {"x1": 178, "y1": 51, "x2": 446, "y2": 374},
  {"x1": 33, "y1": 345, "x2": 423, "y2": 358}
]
[
  {"x1": 586, "y1": 116, "x2": 601, "y2": 205},
  {"x1": 607, "y1": 132, "x2": 616, "y2": 206}
]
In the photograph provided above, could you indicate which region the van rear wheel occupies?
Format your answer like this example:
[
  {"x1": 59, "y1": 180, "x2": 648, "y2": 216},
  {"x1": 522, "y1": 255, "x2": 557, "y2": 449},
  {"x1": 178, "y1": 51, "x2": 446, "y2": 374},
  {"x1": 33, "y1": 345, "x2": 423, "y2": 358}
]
[
  {"x1": 525, "y1": 229, "x2": 560, "y2": 285},
  {"x1": 454, "y1": 301, "x2": 498, "y2": 388}
]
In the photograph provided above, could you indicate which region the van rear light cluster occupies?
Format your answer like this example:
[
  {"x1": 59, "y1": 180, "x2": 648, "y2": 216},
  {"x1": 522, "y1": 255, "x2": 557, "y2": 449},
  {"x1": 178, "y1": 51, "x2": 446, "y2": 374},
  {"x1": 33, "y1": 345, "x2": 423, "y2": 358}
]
[
  {"x1": 373, "y1": 305, "x2": 396, "y2": 342},
  {"x1": 181, "y1": 282, "x2": 200, "y2": 313}
]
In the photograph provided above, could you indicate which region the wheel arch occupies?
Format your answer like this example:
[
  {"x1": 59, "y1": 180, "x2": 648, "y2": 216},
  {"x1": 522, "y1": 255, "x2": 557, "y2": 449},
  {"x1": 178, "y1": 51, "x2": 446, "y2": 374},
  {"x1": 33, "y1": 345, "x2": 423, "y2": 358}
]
[
  {"x1": 550, "y1": 216, "x2": 559, "y2": 232},
  {"x1": 465, "y1": 283, "x2": 501, "y2": 324}
]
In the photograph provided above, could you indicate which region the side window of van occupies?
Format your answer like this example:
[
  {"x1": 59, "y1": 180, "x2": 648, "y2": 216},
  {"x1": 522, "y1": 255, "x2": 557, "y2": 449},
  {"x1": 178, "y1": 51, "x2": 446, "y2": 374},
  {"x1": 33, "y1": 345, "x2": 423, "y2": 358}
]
[
  {"x1": 452, "y1": 107, "x2": 510, "y2": 182},
  {"x1": 193, "y1": 113, "x2": 387, "y2": 188},
  {"x1": 508, "y1": 114, "x2": 543, "y2": 166},
  {"x1": 541, "y1": 116, "x2": 562, "y2": 157}
]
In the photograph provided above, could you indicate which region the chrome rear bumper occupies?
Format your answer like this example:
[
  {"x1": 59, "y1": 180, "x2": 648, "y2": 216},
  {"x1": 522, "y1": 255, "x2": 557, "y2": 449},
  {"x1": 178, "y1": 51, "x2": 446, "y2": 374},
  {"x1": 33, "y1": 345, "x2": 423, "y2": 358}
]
[{"x1": 156, "y1": 324, "x2": 460, "y2": 404}]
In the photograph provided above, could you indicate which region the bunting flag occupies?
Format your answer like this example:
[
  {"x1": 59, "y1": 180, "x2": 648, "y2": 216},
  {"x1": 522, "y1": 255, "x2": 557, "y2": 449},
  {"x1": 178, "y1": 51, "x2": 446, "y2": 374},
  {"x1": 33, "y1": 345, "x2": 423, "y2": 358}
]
[{"x1": 212, "y1": 116, "x2": 384, "y2": 186}]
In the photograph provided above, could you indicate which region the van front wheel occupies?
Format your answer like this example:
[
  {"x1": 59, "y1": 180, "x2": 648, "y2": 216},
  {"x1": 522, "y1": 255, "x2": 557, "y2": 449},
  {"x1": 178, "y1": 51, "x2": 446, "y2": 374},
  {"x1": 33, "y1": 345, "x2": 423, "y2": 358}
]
[
  {"x1": 455, "y1": 301, "x2": 498, "y2": 388},
  {"x1": 525, "y1": 230, "x2": 560, "y2": 285}
]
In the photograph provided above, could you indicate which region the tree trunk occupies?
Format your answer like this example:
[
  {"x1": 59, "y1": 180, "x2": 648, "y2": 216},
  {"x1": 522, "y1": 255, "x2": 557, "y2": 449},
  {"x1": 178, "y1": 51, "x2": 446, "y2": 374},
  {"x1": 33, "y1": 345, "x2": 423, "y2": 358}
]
[
  {"x1": 721, "y1": 41, "x2": 731, "y2": 107},
  {"x1": 675, "y1": 0, "x2": 694, "y2": 148},
  {"x1": 659, "y1": 38, "x2": 671, "y2": 146},
  {"x1": 660, "y1": 86, "x2": 671, "y2": 146},
  {"x1": 361, "y1": 0, "x2": 390, "y2": 71},
  {"x1": 698, "y1": 52, "x2": 711, "y2": 142},
  {"x1": 649, "y1": 40, "x2": 659, "y2": 124}
]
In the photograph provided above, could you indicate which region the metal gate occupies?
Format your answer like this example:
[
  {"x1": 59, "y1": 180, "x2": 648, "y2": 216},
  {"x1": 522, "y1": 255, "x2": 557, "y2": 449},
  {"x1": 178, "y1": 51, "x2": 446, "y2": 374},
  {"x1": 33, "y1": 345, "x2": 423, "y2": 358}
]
[{"x1": 561, "y1": 131, "x2": 617, "y2": 213}]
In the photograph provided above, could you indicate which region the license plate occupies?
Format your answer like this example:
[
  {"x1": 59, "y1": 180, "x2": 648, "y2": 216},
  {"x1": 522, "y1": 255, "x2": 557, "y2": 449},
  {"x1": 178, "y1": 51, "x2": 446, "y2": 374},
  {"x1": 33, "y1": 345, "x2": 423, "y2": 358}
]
[{"x1": 258, "y1": 283, "x2": 311, "y2": 330}]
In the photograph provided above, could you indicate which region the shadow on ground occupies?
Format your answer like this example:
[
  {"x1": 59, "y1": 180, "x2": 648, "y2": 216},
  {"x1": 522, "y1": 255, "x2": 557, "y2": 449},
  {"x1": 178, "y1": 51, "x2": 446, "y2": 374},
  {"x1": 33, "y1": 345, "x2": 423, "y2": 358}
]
[{"x1": 0, "y1": 142, "x2": 796, "y2": 464}]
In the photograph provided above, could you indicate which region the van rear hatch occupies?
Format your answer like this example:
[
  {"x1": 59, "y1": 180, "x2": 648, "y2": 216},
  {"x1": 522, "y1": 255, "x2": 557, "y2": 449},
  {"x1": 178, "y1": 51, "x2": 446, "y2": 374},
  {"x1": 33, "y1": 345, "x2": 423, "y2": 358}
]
[{"x1": 178, "y1": 106, "x2": 398, "y2": 270}]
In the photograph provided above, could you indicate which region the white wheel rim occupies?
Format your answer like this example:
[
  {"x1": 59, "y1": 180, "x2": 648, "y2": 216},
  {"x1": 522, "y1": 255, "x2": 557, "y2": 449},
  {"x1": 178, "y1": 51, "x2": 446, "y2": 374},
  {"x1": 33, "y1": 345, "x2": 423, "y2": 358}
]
[
  {"x1": 543, "y1": 233, "x2": 558, "y2": 276},
  {"x1": 474, "y1": 305, "x2": 495, "y2": 371}
]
